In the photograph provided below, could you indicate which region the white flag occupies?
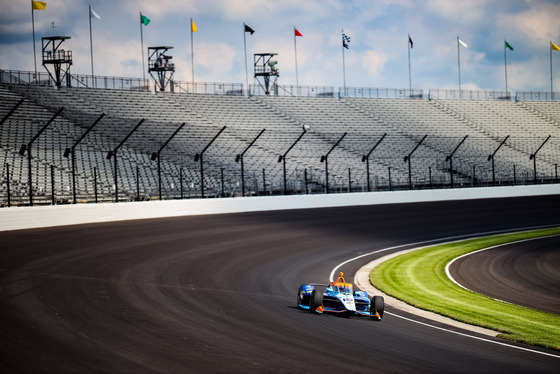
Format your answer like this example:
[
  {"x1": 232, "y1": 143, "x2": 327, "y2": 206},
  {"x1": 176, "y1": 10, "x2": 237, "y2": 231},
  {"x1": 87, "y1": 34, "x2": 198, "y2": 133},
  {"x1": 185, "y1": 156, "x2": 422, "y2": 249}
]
[
  {"x1": 458, "y1": 38, "x2": 468, "y2": 48},
  {"x1": 90, "y1": 7, "x2": 101, "y2": 19}
]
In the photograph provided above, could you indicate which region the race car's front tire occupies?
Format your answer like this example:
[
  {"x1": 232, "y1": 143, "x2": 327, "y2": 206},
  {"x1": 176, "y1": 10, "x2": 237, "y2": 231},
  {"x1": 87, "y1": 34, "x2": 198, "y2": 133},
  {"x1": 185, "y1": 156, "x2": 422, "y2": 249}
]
[
  {"x1": 370, "y1": 296, "x2": 384, "y2": 320},
  {"x1": 309, "y1": 290, "x2": 323, "y2": 314}
]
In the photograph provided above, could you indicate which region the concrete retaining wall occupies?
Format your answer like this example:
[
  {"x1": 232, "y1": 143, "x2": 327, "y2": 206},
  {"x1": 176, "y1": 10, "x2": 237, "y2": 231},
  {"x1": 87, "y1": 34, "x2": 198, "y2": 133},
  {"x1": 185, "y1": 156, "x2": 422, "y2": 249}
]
[{"x1": 1, "y1": 185, "x2": 558, "y2": 232}]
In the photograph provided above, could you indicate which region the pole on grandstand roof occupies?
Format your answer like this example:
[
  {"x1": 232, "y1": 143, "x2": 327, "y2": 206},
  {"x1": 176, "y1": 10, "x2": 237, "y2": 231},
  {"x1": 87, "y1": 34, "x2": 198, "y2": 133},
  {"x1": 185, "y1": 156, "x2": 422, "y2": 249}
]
[
  {"x1": 320, "y1": 132, "x2": 347, "y2": 194},
  {"x1": 530, "y1": 135, "x2": 551, "y2": 184},
  {"x1": 504, "y1": 40, "x2": 508, "y2": 96},
  {"x1": 408, "y1": 34, "x2": 412, "y2": 94},
  {"x1": 243, "y1": 23, "x2": 253, "y2": 97},
  {"x1": 362, "y1": 133, "x2": 387, "y2": 192},
  {"x1": 31, "y1": 0, "x2": 38, "y2": 81},
  {"x1": 236, "y1": 128, "x2": 265, "y2": 197},
  {"x1": 445, "y1": 135, "x2": 468, "y2": 188},
  {"x1": 89, "y1": 5, "x2": 94, "y2": 85},
  {"x1": 278, "y1": 125, "x2": 308, "y2": 195},
  {"x1": 140, "y1": 12, "x2": 146, "y2": 84},
  {"x1": 403, "y1": 134, "x2": 427, "y2": 190},
  {"x1": 107, "y1": 118, "x2": 145, "y2": 203},
  {"x1": 194, "y1": 126, "x2": 226, "y2": 198},
  {"x1": 191, "y1": 18, "x2": 195, "y2": 86},
  {"x1": 294, "y1": 27, "x2": 300, "y2": 96},
  {"x1": 64, "y1": 112, "x2": 105, "y2": 204},
  {"x1": 488, "y1": 135, "x2": 509, "y2": 185},
  {"x1": 19, "y1": 107, "x2": 64, "y2": 206},
  {"x1": 551, "y1": 41, "x2": 555, "y2": 99},
  {"x1": 342, "y1": 29, "x2": 347, "y2": 97},
  {"x1": 457, "y1": 36, "x2": 462, "y2": 99},
  {"x1": 151, "y1": 122, "x2": 186, "y2": 200}
]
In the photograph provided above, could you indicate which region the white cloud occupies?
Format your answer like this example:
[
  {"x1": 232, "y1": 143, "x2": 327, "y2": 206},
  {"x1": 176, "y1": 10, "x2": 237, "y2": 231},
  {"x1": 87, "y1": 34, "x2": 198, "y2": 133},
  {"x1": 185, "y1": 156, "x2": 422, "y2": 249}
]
[
  {"x1": 191, "y1": 42, "x2": 237, "y2": 82},
  {"x1": 361, "y1": 50, "x2": 388, "y2": 76},
  {"x1": 498, "y1": 2, "x2": 560, "y2": 47},
  {"x1": 425, "y1": 0, "x2": 488, "y2": 25}
]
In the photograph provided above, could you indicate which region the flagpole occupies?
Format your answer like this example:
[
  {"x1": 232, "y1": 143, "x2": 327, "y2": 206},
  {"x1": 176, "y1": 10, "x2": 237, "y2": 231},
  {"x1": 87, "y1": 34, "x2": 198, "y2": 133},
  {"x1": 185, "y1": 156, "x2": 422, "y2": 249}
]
[
  {"x1": 294, "y1": 27, "x2": 299, "y2": 96},
  {"x1": 457, "y1": 36, "x2": 461, "y2": 98},
  {"x1": 31, "y1": 0, "x2": 37, "y2": 80},
  {"x1": 551, "y1": 41, "x2": 554, "y2": 99},
  {"x1": 140, "y1": 12, "x2": 146, "y2": 85},
  {"x1": 342, "y1": 29, "x2": 346, "y2": 97},
  {"x1": 89, "y1": 5, "x2": 95, "y2": 85},
  {"x1": 504, "y1": 39, "x2": 508, "y2": 95},
  {"x1": 408, "y1": 34, "x2": 412, "y2": 94},
  {"x1": 244, "y1": 23, "x2": 249, "y2": 97},
  {"x1": 190, "y1": 18, "x2": 195, "y2": 88}
]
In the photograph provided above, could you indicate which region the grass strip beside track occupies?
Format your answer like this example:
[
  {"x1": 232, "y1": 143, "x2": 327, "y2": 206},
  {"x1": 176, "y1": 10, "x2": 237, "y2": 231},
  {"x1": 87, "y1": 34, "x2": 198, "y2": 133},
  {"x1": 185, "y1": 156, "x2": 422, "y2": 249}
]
[{"x1": 370, "y1": 228, "x2": 560, "y2": 351}]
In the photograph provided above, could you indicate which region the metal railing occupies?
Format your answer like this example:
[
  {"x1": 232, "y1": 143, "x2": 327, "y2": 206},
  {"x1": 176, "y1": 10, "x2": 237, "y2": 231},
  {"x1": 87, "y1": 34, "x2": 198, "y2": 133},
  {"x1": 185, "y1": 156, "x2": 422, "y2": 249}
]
[
  {"x1": 173, "y1": 81, "x2": 244, "y2": 95},
  {"x1": 342, "y1": 87, "x2": 424, "y2": 99},
  {"x1": 3, "y1": 69, "x2": 560, "y2": 102},
  {"x1": 429, "y1": 89, "x2": 512, "y2": 101},
  {"x1": 250, "y1": 84, "x2": 335, "y2": 97},
  {"x1": 516, "y1": 91, "x2": 560, "y2": 102}
]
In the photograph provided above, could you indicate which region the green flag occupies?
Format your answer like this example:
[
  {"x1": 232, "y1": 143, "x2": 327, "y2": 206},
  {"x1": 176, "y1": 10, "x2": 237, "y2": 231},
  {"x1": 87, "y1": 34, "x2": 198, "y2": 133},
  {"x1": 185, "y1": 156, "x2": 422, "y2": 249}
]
[
  {"x1": 141, "y1": 14, "x2": 150, "y2": 26},
  {"x1": 505, "y1": 40, "x2": 514, "y2": 51}
]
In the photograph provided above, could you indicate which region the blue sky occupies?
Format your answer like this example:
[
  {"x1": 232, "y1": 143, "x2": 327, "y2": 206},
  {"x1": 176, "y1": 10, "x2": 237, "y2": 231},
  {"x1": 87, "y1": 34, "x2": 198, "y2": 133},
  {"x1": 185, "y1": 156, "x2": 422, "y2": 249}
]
[{"x1": 1, "y1": 0, "x2": 559, "y2": 93}]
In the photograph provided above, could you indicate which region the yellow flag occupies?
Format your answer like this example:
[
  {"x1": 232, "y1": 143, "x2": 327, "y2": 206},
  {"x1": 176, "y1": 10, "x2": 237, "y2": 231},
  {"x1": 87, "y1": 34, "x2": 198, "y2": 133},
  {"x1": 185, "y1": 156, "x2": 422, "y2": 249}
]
[
  {"x1": 32, "y1": 1, "x2": 47, "y2": 10},
  {"x1": 552, "y1": 42, "x2": 560, "y2": 51},
  {"x1": 191, "y1": 20, "x2": 197, "y2": 32}
]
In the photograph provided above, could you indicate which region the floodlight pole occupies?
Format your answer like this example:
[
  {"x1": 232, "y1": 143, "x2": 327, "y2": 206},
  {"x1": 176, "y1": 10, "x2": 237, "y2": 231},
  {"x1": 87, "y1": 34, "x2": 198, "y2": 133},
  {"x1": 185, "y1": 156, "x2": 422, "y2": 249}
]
[
  {"x1": 19, "y1": 107, "x2": 64, "y2": 206},
  {"x1": 107, "y1": 118, "x2": 145, "y2": 202},
  {"x1": 488, "y1": 135, "x2": 509, "y2": 185},
  {"x1": 404, "y1": 134, "x2": 427, "y2": 190},
  {"x1": 362, "y1": 133, "x2": 386, "y2": 192},
  {"x1": 64, "y1": 113, "x2": 105, "y2": 204},
  {"x1": 236, "y1": 128, "x2": 265, "y2": 197},
  {"x1": 320, "y1": 132, "x2": 347, "y2": 194},
  {"x1": 195, "y1": 126, "x2": 226, "y2": 198},
  {"x1": 445, "y1": 135, "x2": 468, "y2": 188},
  {"x1": 530, "y1": 135, "x2": 551, "y2": 184},
  {"x1": 278, "y1": 127, "x2": 307, "y2": 195},
  {"x1": 152, "y1": 122, "x2": 186, "y2": 200},
  {"x1": 0, "y1": 99, "x2": 24, "y2": 127}
]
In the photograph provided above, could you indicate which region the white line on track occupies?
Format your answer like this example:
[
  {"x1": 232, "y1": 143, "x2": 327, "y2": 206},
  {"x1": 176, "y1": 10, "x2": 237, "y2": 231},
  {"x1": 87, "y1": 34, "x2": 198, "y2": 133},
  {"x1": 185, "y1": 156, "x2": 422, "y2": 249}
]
[
  {"x1": 329, "y1": 226, "x2": 560, "y2": 359},
  {"x1": 384, "y1": 311, "x2": 560, "y2": 359},
  {"x1": 445, "y1": 234, "x2": 560, "y2": 297}
]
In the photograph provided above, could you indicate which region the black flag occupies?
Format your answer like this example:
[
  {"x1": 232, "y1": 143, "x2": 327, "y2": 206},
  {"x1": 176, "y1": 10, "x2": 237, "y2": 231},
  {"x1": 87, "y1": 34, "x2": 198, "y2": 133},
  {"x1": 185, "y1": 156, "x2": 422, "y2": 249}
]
[{"x1": 244, "y1": 24, "x2": 255, "y2": 34}]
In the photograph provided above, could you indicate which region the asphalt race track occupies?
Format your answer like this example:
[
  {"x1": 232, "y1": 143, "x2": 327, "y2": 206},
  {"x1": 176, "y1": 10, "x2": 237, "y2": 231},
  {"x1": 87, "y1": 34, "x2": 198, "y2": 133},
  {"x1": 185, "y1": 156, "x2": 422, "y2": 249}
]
[
  {"x1": 1, "y1": 195, "x2": 560, "y2": 373},
  {"x1": 450, "y1": 235, "x2": 560, "y2": 315}
]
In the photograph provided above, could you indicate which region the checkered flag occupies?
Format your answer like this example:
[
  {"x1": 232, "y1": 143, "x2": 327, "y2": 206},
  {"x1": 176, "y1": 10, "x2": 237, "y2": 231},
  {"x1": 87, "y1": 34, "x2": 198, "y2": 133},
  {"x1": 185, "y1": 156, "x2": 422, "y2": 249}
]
[{"x1": 342, "y1": 33, "x2": 351, "y2": 49}]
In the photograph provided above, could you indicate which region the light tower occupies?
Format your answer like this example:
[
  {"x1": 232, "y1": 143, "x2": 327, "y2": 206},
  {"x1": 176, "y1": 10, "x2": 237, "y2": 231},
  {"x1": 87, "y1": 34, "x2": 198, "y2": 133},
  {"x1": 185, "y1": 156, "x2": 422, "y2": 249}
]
[
  {"x1": 254, "y1": 53, "x2": 279, "y2": 95},
  {"x1": 148, "y1": 46, "x2": 175, "y2": 92},
  {"x1": 42, "y1": 36, "x2": 72, "y2": 88}
]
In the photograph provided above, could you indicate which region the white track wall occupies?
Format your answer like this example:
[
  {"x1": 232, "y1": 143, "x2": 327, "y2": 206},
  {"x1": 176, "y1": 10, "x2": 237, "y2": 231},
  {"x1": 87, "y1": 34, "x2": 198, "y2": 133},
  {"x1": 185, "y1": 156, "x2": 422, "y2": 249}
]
[{"x1": 1, "y1": 185, "x2": 558, "y2": 232}]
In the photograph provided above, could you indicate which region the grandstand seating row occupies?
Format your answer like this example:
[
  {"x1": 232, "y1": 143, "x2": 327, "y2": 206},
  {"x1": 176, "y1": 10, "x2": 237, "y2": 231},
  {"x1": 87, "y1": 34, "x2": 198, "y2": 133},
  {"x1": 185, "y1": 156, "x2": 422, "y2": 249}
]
[{"x1": 1, "y1": 80, "x2": 559, "y2": 205}]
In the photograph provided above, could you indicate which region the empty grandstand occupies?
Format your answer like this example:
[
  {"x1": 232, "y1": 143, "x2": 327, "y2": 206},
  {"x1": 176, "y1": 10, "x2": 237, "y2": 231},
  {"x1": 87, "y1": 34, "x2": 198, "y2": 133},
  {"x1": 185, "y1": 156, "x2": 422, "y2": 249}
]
[{"x1": 1, "y1": 69, "x2": 559, "y2": 206}]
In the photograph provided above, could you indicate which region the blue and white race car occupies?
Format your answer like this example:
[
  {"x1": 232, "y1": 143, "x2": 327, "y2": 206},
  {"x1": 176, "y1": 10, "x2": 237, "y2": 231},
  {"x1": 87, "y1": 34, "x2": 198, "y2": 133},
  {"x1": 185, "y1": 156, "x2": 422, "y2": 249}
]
[{"x1": 297, "y1": 272, "x2": 384, "y2": 320}]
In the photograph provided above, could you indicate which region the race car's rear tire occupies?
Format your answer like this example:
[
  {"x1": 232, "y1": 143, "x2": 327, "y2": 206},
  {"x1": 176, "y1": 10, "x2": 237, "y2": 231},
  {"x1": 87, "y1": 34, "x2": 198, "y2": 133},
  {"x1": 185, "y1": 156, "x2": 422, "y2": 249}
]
[
  {"x1": 309, "y1": 290, "x2": 323, "y2": 314},
  {"x1": 370, "y1": 296, "x2": 384, "y2": 320}
]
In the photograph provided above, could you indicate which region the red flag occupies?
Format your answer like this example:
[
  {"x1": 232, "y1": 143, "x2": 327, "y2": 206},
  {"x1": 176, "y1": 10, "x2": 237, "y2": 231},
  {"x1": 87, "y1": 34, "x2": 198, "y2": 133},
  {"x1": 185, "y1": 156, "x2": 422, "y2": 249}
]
[{"x1": 295, "y1": 28, "x2": 303, "y2": 37}]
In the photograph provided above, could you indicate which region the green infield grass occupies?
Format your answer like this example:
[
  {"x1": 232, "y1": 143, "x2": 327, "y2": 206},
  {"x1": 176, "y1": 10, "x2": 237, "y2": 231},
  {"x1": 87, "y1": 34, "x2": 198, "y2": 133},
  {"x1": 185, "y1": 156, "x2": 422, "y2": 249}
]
[{"x1": 370, "y1": 228, "x2": 560, "y2": 350}]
